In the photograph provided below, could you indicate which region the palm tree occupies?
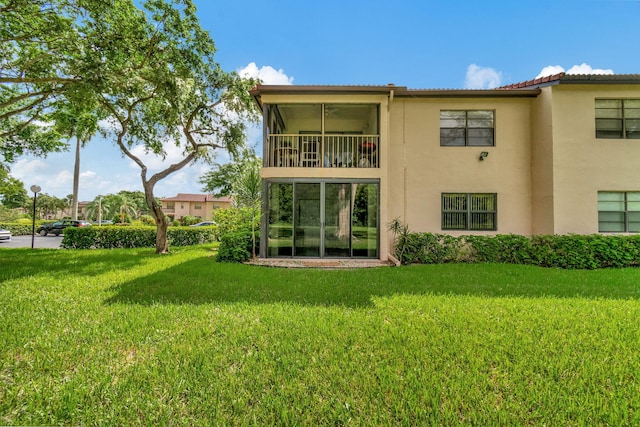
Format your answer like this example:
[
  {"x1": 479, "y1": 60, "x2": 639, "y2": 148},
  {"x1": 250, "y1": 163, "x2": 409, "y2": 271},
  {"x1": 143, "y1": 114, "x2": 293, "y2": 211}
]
[
  {"x1": 103, "y1": 193, "x2": 138, "y2": 223},
  {"x1": 53, "y1": 104, "x2": 102, "y2": 220},
  {"x1": 233, "y1": 161, "x2": 261, "y2": 258},
  {"x1": 84, "y1": 196, "x2": 104, "y2": 222}
]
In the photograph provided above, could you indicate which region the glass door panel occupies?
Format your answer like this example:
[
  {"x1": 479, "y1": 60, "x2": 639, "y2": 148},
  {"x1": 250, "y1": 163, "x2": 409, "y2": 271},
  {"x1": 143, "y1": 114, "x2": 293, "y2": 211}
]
[
  {"x1": 267, "y1": 183, "x2": 293, "y2": 256},
  {"x1": 324, "y1": 183, "x2": 352, "y2": 257},
  {"x1": 352, "y1": 183, "x2": 378, "y2": 257},
  {"x1": 294, "y1": 183, "x2": 321, "y2": 257}
]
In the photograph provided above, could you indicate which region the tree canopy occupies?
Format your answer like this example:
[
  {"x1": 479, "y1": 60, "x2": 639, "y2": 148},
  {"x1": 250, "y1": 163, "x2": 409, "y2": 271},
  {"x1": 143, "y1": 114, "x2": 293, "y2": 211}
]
[{"x1": 1, "y1": 0, "x2": 260, "y2": 253}]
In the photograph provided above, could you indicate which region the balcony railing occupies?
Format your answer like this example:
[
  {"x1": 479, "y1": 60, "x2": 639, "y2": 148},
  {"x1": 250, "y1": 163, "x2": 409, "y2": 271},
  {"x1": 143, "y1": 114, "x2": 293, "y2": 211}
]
[{"x1": 266, "y1": 134, "x2": 379, "y2": 168}]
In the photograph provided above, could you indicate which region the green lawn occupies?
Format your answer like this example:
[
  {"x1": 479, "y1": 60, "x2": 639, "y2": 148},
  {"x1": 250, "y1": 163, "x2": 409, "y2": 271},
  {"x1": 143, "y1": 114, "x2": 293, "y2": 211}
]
[{"x1": 1, "y1": 246, "x2": 640, "y2": 425}]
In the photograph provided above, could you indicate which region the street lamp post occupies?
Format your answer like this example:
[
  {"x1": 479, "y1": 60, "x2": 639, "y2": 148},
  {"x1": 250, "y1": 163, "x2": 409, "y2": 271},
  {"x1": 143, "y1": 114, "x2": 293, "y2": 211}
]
[{"x1": 30, "y1": 185, "x2": 41, "y2": 249}]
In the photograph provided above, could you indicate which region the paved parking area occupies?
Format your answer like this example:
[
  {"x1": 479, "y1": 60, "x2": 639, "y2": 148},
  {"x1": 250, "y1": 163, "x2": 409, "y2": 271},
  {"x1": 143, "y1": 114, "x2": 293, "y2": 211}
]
[{"x1": 0, "y1": 235, "x2": 63, "y2": 249}]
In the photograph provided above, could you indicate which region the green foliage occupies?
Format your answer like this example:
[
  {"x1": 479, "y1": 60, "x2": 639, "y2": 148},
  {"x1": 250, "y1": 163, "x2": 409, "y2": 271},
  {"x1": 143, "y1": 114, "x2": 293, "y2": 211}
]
[
  {"x1": 400, "y1": 232, "x2": 463, "y2": 264},
  {"x1": 84, "y1": 191, "x2": 150, "y2": 222},
  {"x1": 139, "y1": 214, "x2": 156, "y2": 225},
  {"x1": 0, "y1": 222, "x2": 32, "y2": 235},
  {"x1": 199, "y1": 147, "x2": 261, "y2": 197},
  {"x1": 212, "y1": 207, "x2": 258, "y2": 241},
  {"x1": 217, "y1": 231, "x2": 258, "y2": 263},
  {"x1": 0, "y1": 170, "x2": 28, "y2": 208},
  {"x1": 465, "y1": 234, "x2": 534, "y2": 264},
  {"x1": 61, "y1": 226, "x2": 216, "y2": 249},
  {"x1": 0, "y1": 206, "x2": 24, "y2": 222},
  {"x1": 2, "y1": 0, "x2": 259, "y2": 254},
  {"x1": 34, "y1": 193, "x2": 67, "y2": 219},
  {"x1": 181, "y1": 215, "x2": 200, "y2": 226},
  {"x1": 389, "y1": 220, "x2": 640, "y2": 269}
]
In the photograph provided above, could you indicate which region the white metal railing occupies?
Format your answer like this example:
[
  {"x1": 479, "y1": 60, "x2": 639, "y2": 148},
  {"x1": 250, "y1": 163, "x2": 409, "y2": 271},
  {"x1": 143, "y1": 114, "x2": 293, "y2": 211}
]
[{"x1": 266, "y1": 134, "x2": 379, "y2": 168}]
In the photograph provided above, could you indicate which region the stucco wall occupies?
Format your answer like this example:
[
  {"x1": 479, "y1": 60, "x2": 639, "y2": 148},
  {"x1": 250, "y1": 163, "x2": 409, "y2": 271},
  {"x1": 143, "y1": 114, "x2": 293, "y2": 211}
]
[
  {"x1": 549, "y1": 84, "x2": 640, "y2": 234},
  {"x1": 530, "y1": 87, "x2": 555, "y2": 234},
  {"x1": 387, "y1": 97, "x2": 534, "y2": 236}
]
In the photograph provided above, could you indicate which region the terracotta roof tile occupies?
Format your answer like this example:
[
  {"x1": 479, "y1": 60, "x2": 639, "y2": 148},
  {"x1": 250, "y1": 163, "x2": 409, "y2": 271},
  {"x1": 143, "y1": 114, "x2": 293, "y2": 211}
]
[{"x1": 160, "y1": 193, "x2": 232, "y2": 203}]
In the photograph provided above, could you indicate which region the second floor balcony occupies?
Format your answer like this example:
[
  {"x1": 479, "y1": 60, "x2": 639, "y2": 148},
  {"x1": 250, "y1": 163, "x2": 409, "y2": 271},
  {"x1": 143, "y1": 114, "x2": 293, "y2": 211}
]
[
  {"x1": 263, "y1": 103, "x2": 380, "y2": 169},
  {"x1": 266, "y1": 134, "x2": 379, "y2": 168}
]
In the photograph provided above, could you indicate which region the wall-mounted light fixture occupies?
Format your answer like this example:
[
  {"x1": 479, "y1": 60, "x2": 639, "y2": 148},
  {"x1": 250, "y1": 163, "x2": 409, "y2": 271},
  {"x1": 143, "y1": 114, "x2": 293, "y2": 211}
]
[{"x1": 479, "y1": 151, "x2": 489, "y2": 161}]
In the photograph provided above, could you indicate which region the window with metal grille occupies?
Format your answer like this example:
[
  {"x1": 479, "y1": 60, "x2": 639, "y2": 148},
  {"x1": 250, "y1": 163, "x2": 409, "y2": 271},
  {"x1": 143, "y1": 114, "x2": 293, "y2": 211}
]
[
  {"x1": 440, "y1": 110, "x2": 495, "y2": 146},
  {"x1": 595, "y1": 99, "x2": 640, "y2": 139},
  {"x1": 598, "y1": 191, "x2": 640, "y2": 232},
  {"x1": 442, "y1": 193, "x2": 496, "y2": 230}
]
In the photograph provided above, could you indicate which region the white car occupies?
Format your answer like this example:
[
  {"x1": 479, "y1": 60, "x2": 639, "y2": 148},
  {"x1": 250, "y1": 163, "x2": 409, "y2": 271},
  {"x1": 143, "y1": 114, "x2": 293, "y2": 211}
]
[{"x1": 0, "y1": 228, "x2": 11, "y2": 242}]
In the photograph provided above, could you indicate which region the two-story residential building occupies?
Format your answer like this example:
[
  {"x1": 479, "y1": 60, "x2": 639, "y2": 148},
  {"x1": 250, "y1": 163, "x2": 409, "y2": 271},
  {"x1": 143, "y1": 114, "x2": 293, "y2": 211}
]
[
  {"x1": 251, "y1": 73, "x2": 640, "y2": 261},
  {"x1": 160, "y1": 193, "x2": 231, "y2": 222}
]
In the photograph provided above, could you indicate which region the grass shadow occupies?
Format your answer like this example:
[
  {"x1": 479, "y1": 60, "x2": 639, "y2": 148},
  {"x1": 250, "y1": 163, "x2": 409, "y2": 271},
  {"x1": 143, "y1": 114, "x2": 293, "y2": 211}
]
[
  {"x1": 105, "y1": 258, "x2": 640, "y2": 307},
  {"x1": 0, "y1": 248, "x2": 160, "y2": 283}
]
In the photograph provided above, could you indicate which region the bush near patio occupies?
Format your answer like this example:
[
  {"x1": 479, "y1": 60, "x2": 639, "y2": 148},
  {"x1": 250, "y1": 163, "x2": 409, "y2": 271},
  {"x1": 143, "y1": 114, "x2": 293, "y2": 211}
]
[
  {"x1": 393, "y1": 231, "x2": 640, "y2": 269},
  {"x1": 61, "y1": 226, "x2": 216, "y2": 249},
  {"x1": 212, "y1": 207, "x2": 258, "y2": 240},
  {"x1": 217, "y1": 231, "x2": 259, "y2": 263}
]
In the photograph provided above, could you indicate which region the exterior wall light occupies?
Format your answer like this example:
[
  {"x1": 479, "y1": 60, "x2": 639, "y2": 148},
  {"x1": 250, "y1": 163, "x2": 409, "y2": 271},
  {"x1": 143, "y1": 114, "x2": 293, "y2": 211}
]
[{"x1": 479, "y1": 151, "x2": 489, "y2": 161}]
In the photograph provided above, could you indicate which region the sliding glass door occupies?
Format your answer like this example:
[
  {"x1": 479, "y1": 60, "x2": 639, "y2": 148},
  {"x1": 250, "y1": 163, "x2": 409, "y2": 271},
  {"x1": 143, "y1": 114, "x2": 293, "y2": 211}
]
[
  {"x1": 266, "y1": 180, "x2": 378, "y2": 258},
  {"x1": 294, "y1": 183, "x2": 321, "y2": 257}
]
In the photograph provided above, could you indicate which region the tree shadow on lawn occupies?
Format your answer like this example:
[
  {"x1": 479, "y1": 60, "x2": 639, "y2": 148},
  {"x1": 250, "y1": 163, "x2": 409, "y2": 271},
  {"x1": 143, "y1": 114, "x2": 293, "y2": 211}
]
[
  {"x1": 0, "y1": 248, "x2": 159, "y2": 283},
  {"x1": 105, "y1": 257, "x2": 640, "y2": 308}
]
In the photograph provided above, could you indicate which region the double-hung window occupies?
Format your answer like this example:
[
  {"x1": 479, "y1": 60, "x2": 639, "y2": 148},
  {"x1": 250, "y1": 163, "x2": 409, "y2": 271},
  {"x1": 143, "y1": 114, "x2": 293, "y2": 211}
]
[
  {"x1": 595, "y1": 99, "x2": 640, "y2": 139},
  {"x1": 598, "y1": 192, "x2": 640, "y2": 232},
  {"x1": 442, "y1": 193, "x2": 497, "y2": 231},
  {"x1": 440, "y1": 110, "x2": 495, "y2": 146}
]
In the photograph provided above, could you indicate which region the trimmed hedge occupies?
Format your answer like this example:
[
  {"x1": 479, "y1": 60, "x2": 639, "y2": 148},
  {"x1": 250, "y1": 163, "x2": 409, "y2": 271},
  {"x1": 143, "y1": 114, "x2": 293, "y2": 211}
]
[
  {"x1": 395, "y1": 232, "x2": 640, "y2": 269},
  {"x1": 61, "y1": 226, "x2": 216, "y2": 249},
  {"x1": 0, "y1": 223, "x2": 33, "y2": 236}
]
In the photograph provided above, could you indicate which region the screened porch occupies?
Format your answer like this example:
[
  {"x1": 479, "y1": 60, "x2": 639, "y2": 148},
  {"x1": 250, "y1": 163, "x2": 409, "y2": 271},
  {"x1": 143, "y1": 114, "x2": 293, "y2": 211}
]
[{"x1": 263, "y1": 103, "x2": 380, "y2": 169}]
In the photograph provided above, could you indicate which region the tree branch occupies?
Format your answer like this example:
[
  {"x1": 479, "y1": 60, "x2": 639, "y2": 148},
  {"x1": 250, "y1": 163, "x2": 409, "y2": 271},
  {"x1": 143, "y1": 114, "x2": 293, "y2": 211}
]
[{"x1": 0, "y1": 77, "x2": 80, "y2": 84}]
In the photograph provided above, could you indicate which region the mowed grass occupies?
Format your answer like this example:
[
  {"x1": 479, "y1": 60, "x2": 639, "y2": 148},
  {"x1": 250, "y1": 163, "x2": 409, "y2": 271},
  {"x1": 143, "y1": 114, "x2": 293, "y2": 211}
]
[{"x1": 1, "y1": 246, "x2": 640, "y2": 425}]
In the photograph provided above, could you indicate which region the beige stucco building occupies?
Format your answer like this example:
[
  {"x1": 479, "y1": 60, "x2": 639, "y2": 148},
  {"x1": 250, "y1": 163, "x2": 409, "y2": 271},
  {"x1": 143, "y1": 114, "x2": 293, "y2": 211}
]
[
  {"x1": 160, "y1": 193, "x2": 231, "y2": 222},
  {"x1": 251, "y1": 73, "x2": 640, "y2": 260}
]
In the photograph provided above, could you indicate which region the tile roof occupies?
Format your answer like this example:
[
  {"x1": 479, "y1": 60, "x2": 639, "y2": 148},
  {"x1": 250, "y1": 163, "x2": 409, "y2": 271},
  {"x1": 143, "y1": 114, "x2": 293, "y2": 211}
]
[
  {"x1": 499, "y1": 73, "x2": 640, "y2": 89},
  {"x1": 160, "y1": 193, "x2": 232, "y2": 202},
  {"x1": 498, "y1": 73, "x2": 565, "y2": 89}
]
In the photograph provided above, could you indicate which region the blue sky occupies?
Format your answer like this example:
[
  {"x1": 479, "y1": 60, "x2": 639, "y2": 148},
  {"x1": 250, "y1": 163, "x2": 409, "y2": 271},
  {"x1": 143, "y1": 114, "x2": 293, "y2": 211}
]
[{"x1": 11, "y1": 0, "x2": 640, "y2": 201}]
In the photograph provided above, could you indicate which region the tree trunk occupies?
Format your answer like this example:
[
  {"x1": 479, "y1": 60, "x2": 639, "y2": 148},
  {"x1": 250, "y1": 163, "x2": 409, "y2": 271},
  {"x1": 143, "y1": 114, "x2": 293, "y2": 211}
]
[
  {"x1": 154, "y1": 207, "x2": 169, "y2": 254},
  {"x1": 72, "y1": 135, "x2": 80, "y2": 220},
  {"x1": 143, "y1": 182, "x2": 169, "y2": 254}
]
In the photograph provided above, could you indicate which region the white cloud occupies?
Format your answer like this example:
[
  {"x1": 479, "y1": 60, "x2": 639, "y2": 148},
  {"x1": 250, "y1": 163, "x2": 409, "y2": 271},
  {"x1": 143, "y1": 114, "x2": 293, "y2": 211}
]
[
  {"x1": 536, "y1": 63, "x2": 614, "y2": 78},
  {"x1": 465, "y1": 64, "x2": 502, "y2": 89},
  {"x1": 54, "y1": 170, "x2": 73, "y2": 186},
  {"x1": 11, "y1": 158, "x2": 47, "y2": 178},
  {"x1": 536, "y1": 65, "x2": 566, "y2": 79},
  {"x1": 239, "y1": 62, "x2": 294, "y2": 85}
]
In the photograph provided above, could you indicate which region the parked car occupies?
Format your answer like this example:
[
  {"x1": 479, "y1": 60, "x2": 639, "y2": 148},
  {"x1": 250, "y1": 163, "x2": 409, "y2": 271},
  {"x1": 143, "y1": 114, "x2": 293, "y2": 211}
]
[
  {"x1": 93, "y1": 220, "x2": 114, "y2": 225},
  {"x1": 189, "y1": 221, "x2": 215, "y2": 227},
  {"x1": 0, "y1": 228, "x2": 11, "y2": 241},
  {"x1": 36, "y1": 220, "x2": 92, "y2": 236}
]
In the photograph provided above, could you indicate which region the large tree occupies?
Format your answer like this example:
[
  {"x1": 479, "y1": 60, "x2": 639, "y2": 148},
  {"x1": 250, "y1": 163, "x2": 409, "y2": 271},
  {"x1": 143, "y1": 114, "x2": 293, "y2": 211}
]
[
  {"x1": 0, "y1": 0, "x2": 83, "y2": 161},
  {"x1": 94, "y1": 0, "x2": 259, "y2": 253},
  {"x1": 2, "y1": 0, "x2": 259, "y2": 253}
]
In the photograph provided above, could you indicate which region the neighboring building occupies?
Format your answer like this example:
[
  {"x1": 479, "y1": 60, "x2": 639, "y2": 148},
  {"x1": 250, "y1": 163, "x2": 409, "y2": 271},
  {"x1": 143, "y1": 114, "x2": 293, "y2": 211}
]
[
  {"x1": 250, "y1": 73, "x2": 640, "y2": 260},
  {"x1": 160, "y1": 193, "x2": 231, "y2": 222}
]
